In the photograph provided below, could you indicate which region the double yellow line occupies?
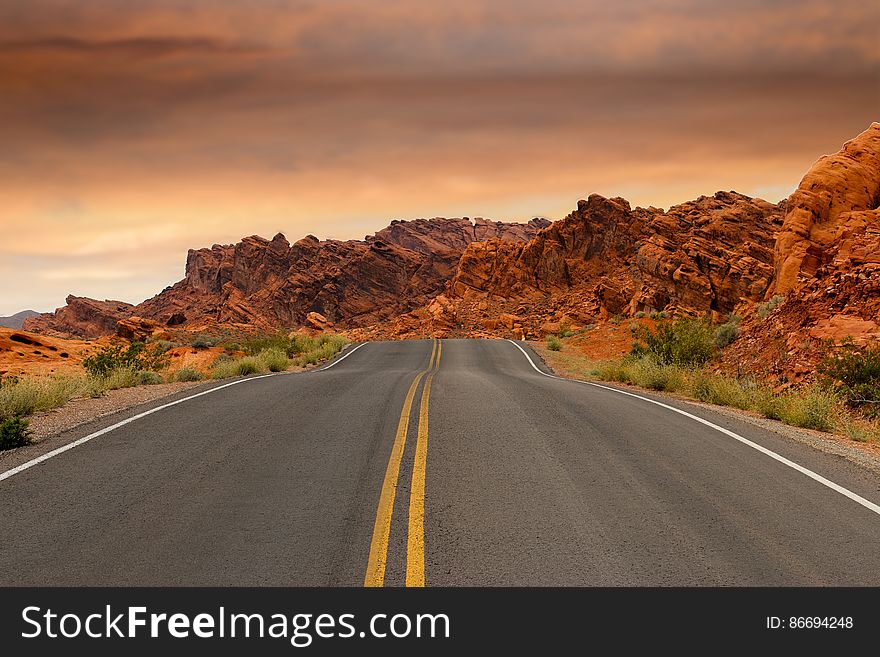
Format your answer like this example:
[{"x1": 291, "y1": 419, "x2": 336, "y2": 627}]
[{"x1": 364, "y1": 339, "x2": 442, "y2": 587}]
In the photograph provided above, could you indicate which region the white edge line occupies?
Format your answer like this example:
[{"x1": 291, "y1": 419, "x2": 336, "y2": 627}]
[
  {"x1": 0, "y1": 342, "x2": 366, "y2": 484},
  {"x1": 506, "y1": 339, "x2": 880, "y2": 517},
  {"x1": 0, "y1": 373, "x2": 276, "y2": 484},
  {"x1": 314, "y1": 342, "x2": 366, "y2": 371}
]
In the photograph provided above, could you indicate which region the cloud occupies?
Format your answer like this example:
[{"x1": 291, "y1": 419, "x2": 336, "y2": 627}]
[
  {"x1": 0, "y1": 0, "x2": 877, "y2": 314},
  {"x1": 0, "y1": 35, "x2": 262, "y2": 56}
]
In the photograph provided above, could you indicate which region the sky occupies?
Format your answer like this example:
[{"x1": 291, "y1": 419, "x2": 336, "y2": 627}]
[{"x1": 0, "y1": 0, "x2": 877, "y2": 315}]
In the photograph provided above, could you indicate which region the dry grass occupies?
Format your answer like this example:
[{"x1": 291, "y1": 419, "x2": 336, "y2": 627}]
[{"x1": 538, "y1": 343, "x2": 880, "y2": 444}]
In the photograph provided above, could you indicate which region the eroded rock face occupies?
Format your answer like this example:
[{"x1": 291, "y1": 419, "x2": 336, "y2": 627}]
[
  {"x1": 718, "y1": 125, "x2": 880, "y2": 382},
  {"x1": 30, "y1": 218, "x2": 548, "y2": 338},
  {"x1": 23, "y1": 296, "x2": 134, "y2": 338},
  {"x1": 774, "y1": 123, "x2": 880, "y2": 293},
  {"x1": 449, "y1": 191, "x2": 783, "y2": 322}
]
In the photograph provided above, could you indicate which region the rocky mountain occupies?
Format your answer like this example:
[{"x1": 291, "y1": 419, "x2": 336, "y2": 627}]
[
  {"x1": 359, "y1": 191, "x2": 783, "y2": 340},
  {"x1": 25, "y1": 217, "x2": 549, "y2": 338},
  {"x1": 449, "y1": 191, "x2": 782, "y2": 316},
  {"x1": 23, "y1": 122, "x2": 879, "y2": 382},
  {"x1": 24, "y1": 296, "x2": 134, "y2": 338},
  {"x1": 0, "y1": 310, "x2": 39, "y2": 330}
]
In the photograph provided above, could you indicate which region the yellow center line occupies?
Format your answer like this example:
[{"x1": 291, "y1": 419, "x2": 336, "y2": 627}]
[
  {"x1": 364, "y1": 339, "x2": 437, "y2": 587},
  {"x1": 406, "y1": 339, "x2": 441, "y2": 587}
]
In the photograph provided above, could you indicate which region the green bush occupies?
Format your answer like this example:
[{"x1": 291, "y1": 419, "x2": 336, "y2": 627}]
[
  {"x1": 628, "y1": 357, "x2": 684, "y2": 392},
  {"x1": 547, "y1": 335, "x2": 562, "y2": 351},
  {"x1": 818, "y1": 340, "x2": 880, "y2": 416},
  {"x1": 778, "y1": 387, "x2": 836, "y2": 432},
  {"x1": 174, "y1": 368, "x2": 203, "y2": 382},
  {"x1": 235, "y1": 357, "x2": 261, "y2": 376},
  {"x1": 150, "y1": 340, "x2": 175, "y2": 355},
  {"x1": 211, "y1": 356, "x2": 263, "y2": 379},
  {"x1": 211, "y1": 360, "x2": 239, "y2": 380},
  {"x1": 557, "y1": 322, "x2": 574, "y2": 338},
  {"x1": 631, "y1": 318, "x2": 715, "y2": 366},
  {"x1": 257, "y1": 347, "x2": 290, "y2": 372},
  {"x1": 0, "y1": 376, "x2": 84, "y2": 420},
  {"x1": 0, "y1": 415, "x2": 31, "y2": 450},
  {"x1": 757, "y1": 294, "x2": 784, "y2": 319},
  {"x1": 191, "y1": 335, "x2": 216, "y2": 349},
  {"x1": 713, "y1": 316, "x2": 741, "y2": 348},
  {"x1": 99, "y1": 367, "x2": 142, "y2": 391},
  {"x1": 137, "y1": 371, "x2": 164, "y2": 385},
  {"x1": 243, "y1": 332, "x2": 303, "y2": 357},
  {"x1": 82, "y1": 343, "x2": 146, "y2": 376}
]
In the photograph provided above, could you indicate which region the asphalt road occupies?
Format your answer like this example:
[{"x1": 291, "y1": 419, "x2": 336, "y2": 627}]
[{"x1": 1, "y1": 339, "x2": 879, "y2": 585}]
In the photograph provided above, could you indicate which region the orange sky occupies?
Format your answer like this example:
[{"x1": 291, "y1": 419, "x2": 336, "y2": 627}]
[{"x1": 0, "y1": 0, "x2": 878, "y2": 315}]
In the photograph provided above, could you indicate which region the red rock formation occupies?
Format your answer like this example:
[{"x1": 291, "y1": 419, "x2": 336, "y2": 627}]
[
  {"x1": 774, "y1": 123, "x2": 880, "y2": 293},
  {"x1": 30, "y1": 218, "x2": 548, "y2": 338},
  {"x1": 443, "y1": 191, "x2": 783, "y2": 337},
  {"x1": 24, "y1": 295, "x2": 134, "y2": 338},
  {"x1": 719, "y1": 124, "x2": 880, "y2": 381}
]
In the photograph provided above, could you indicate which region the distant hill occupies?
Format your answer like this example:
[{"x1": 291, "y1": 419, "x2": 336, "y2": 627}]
[{"x1": 0, "y1": 310, "x2": 40, "y2": 329}]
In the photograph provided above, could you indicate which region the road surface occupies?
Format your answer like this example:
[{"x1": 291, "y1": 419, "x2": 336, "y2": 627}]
[{"x1": 1, "y1": 339, "x2": 879, "y2": 585}]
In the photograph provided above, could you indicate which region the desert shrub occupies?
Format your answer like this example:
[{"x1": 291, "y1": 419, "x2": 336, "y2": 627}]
[
  {"x1": 689, "y1": 372, "x2": 753, "y2": 410},
  {"x1": 634, "y1": 311, "x2": 647, "y2": 319},
  {"x1": 83, "y1": 343, "x2": 147, "y2": 376},
  {"x1": 137, "y1": 371, "x2": 164, "y2": 385},
  {"x1": 190, "y1": 334, "x2": 216, "y2": 350},
  {"x1": 557, "y1": 322, "x2": 574, "y2": 338},
  {"x1": 650, "y1": 311, "x2": 669, "y2": 320},
  {"x1": 211, "y1": 353, "x2": 234, "y2": 368},
  {"x1": 210, "y1": 360, "x2": 239, "y2": 380},
  {"x1": 174, "y1": 368, "x2": 203, "y2": 382},
  {"x1": 818, "y1": 340, "x2": 880, "y2": 416},
  {"x1": 0, "y1": 416, "x2": 31, "y2": 450},
  {"x1": 631, "y1": 318, "x2": 715, "y2": 366},
  {"x1": 593, "y1": 361, "x2": 632, "y2": 383},
  {"x1": 257, "y1": 347, "x2": 290, "y2": 372},
  {"x1": 713, "y1": 316, "x2": 741, "y2": 349},
  {"x1": 234, "y1": 357, "x2": 262, "y2": 376},
  {"x1": 547, "y1": 335, "x2": 562, "y2": 351},
  {"x1": 243, "y1": 332, "x2": 302, "y2": 357},
  {"x1": 628, "y1": 357, "x2": 685, "y2": 392},
  {"x1": 0, "y1": 376, "x2": 84, "y2": 420},
  {"x1": 755, "y1": 393, "x2": 784, "y2": 421},
  {"x1": 150, "y1": 340, "x2": 175, "y2": 355},
  {"x1": 99, "y1": 367, "x2": 142, "y2": 391},
  {"x1": 757, "y1": 294, "x2": 784, "y2": 319},
  {"x1": 211, "y1": 356, "x2": 264, "y2": 379},
  {"x1": 776, "y1": 387, "x2": 836, "y2": 432}
]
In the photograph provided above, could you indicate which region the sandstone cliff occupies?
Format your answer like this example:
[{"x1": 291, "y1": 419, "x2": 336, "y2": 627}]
[
  {"x1": 774, "y1": 123, "x2": 880, "y2": 294},
  {"x1": 721, "y1": 123, "x2": 880, "y2": 381},
  {"x1": 24, "y1": 296, "x2": 134, "y2": 339},
  {"x1": 28, "y1": 217, "x2": 548, "y2": 338},
  {"x1": 437, "y1": 191, "x2": 783, "y2": 337}
]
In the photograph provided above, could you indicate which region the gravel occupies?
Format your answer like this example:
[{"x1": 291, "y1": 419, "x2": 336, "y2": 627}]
[{"x1": 26, "y1": 381, "x2": 202, "y2": 442}]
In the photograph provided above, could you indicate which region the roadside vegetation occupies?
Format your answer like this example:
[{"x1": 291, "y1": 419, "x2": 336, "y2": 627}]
[
  {"x1": 0, "y1": 331, "x2": 348, "y2": 451},
  {"x1": 540, "y1": 316, "x2": 880, "y2": 444}
]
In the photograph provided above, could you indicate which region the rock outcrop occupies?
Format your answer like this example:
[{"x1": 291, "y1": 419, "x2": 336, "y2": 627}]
[
  {"x1": 774, "y1": 123, "x2": 880, "y2": 293},
  {"x1": 30, "y1": 218, "x2": 548, "y2": 338},
  {"x1": 24, "y1": 296, "x2": 134, "y2": 338},
  {"x1": 718, "y1": 124, "x2": 880, "y2": 381},
  {"x1": 444, "y1": 191, "x2": 783, "y2": 336}
]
